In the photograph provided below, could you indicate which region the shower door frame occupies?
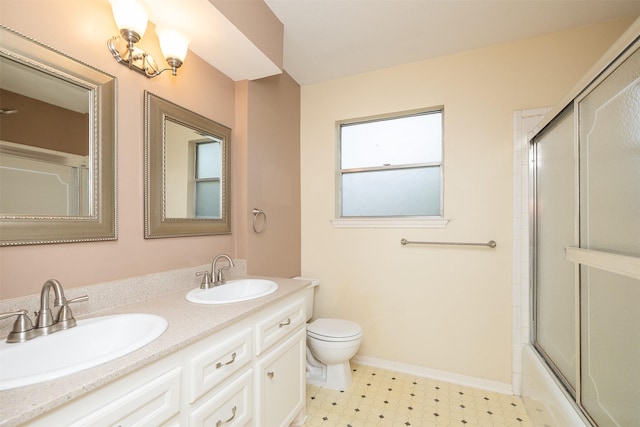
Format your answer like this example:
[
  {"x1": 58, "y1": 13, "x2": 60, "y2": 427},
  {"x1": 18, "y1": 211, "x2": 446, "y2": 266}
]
[
  {"x1": 529, "y1": 35, "x2": 640, "y2": 426},
  {"x1": 529, "y1": 103, "x2": 580, "y2": 401}
]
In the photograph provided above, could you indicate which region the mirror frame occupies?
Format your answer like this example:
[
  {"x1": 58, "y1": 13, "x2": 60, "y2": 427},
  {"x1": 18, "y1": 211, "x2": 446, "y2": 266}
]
[
  {"x1": 0, "y1": 26, "x2": 117, "y2": 246},
  {"x1": 144, "y1": 92, "x2": 231, "y2": 238}
]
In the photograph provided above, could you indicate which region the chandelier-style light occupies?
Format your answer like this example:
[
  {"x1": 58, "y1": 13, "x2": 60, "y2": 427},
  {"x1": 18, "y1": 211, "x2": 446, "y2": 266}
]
[{"x1": 107, "y1": 0, "x2": 189, "y2": 78}]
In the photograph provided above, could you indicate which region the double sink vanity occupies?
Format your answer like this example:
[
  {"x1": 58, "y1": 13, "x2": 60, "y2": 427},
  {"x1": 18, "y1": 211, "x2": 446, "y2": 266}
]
[
  {"x1": 0, "y1": 266, "x2": 310, "y2": 427},
  {"x1": 0, "y1": 24, "x2": 309, "y2": 427}
]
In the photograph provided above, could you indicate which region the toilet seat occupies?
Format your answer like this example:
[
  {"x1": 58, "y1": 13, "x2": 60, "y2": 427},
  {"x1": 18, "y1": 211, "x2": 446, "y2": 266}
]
[{"x1": 307, "y1": 318, "x2": 363, "y2": 342}]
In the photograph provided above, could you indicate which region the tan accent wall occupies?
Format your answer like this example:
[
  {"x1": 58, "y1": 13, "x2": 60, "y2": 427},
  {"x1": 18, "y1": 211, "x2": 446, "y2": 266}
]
[
  {"x1": 0, "y1": 0, "x2": 300, "y2": 298},
  {"x1": 232, "y1": 73, "x2": 303, "y2": 280},
  {"x1": 210, "y1": 0, "x2": 284, "y2": 71},
  {"x1": 238, "y1": 73, "x2": 301, "y2": 278},
  {"x1": 0, "y1": 90, "x2": 88, "y2": 155},
  {"x1": 300, "y1": 17, "x2": 635, "y2": 385}
]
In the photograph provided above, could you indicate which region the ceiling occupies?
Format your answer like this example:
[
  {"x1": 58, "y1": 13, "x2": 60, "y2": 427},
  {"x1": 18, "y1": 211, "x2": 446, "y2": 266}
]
[{"x1": 263, "y1": 0, "x2": 640, "y2": 85}]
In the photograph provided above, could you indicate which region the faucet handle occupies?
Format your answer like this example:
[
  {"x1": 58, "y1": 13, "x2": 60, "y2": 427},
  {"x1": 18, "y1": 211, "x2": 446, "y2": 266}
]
[
  {"x1": 0, "y1": 309, "x2": 36, "y2": 343},
  {"x1": 196, "y1": 271, "x2": 213, "y2": 289},
  {"x1": 67, "y1": 295, "x2": 89, "y2": 305},
  {"x1": 55, "y1": 295, "x2": 88, "y2": 329}
]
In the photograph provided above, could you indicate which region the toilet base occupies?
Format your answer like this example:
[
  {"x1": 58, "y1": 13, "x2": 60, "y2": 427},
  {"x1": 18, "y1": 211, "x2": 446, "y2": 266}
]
[{"x1": 307, "y1": 360, "x2": 353, "y2": 391}]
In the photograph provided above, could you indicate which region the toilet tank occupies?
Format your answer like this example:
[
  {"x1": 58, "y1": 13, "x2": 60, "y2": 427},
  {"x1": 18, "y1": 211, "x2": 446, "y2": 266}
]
[{"x1": 294, "y1": 277, "x2": 320, "y2": 321}]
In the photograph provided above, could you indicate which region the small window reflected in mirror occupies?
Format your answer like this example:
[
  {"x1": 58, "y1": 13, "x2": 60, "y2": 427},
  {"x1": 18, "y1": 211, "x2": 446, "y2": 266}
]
[{"x1": 194, "y1": 139, "x2": 221, "y2": 218}]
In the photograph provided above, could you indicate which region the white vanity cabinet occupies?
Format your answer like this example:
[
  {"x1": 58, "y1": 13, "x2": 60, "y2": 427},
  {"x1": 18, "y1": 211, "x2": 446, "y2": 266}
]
[
  {"x1": 26, "y1": 291, "x2": 306, "y2": 427},
  {"x1": 26, "y1": 352, "x2": 185, "y2": 426},
  {"x1": 254, "y1": 299, "x2": 307, "y2": 427}
]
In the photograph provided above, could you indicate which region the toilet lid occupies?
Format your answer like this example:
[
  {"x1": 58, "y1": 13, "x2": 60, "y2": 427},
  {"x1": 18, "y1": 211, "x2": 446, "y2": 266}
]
[{"x1": 307, "y1": 318, "x2": 363, "y2": 341}]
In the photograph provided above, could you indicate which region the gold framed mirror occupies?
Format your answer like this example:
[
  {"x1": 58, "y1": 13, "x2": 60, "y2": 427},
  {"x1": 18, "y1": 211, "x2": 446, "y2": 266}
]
[
  {"x1": 144, "y1": 92, "x2": 231, "y2": 238},
  {"x1": 0, "y1": 26, "x2": 117, "y2": 246}
]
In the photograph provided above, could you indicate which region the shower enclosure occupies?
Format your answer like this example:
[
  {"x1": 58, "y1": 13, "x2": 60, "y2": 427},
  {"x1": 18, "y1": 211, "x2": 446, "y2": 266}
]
[{"x1": 529, "y1": 33, "x2": 639, "y2": 426}]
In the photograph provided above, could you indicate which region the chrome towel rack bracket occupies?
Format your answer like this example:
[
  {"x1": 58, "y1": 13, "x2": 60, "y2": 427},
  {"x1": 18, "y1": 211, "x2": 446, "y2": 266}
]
[{"x1": 252, "y1": 208, "x2": 267, "y2": 233}]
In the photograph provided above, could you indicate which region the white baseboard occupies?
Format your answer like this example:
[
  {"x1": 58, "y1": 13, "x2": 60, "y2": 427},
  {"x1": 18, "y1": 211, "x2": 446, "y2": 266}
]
[{"x1": 352, "y1": 355, "x2": 514, "y2": 396}]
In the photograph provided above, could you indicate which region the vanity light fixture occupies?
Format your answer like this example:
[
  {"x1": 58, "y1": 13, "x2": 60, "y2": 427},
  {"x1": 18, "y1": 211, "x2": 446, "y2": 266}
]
[{"x1": 107, "y1": 0, "x2": 189, "y2": 78}]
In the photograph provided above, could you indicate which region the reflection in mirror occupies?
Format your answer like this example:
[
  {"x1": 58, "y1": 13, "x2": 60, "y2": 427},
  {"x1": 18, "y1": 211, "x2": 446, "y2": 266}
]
[
  {"x1": 145, "y1": 92, "x2": 230, "y2": 238},
  {"x1": 165, "y1": 119, "x2": 222, "y2": 219},
  {"x1": 0, "y1": 55, "x2": 90, "y2": 216},
  {"x1": 0, "y1": 25, "x2": 116, "y2": 246}
]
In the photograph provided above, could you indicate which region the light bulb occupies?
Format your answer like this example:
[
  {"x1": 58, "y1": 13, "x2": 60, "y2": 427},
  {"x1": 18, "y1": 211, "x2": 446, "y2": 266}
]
[
  {"x1": 109, "y1": 0, "x2": 149, "y2": 42},
  {"x1": 156, "y1": 27, "x2": 190, "y2": 63}
]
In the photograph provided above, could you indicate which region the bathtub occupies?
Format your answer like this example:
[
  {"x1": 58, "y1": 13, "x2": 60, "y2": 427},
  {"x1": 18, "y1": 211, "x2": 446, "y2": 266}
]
[{"x1": 521, "y1": 345, "x2": 591, "y2": 427}]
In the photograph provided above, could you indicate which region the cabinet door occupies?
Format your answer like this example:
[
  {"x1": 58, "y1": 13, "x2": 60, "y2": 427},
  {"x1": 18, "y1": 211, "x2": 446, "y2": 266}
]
[{"x1": 255, "y1": 329, "x2": 306, "y2": 427}]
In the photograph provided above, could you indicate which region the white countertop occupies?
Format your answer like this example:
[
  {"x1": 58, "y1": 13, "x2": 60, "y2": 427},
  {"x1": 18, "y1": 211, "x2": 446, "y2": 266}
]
[{"x1": 0, "y1": 275, "x2": 309, "y2": 427}]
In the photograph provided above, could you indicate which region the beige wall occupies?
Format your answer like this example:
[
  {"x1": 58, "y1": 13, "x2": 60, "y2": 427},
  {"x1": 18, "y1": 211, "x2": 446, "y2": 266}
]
[
  {"x1": 300, "y1": 18, "x2": 634, "y2": 385},
  {"x1": 0, "y1": 0, "x2": 300, "y2": 299}
]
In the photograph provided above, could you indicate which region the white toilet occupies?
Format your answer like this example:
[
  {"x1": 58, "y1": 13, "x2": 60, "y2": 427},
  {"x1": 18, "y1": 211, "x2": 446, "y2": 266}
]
[{"x1": 302, "y1": 279, "x2": 363, "y2": 390}]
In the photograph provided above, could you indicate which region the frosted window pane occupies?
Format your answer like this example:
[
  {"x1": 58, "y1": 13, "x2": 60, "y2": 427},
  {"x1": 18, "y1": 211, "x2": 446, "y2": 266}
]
[
  {"x1": 341, "y1": 112, "x2": 442, "y2": 169},
  {"x1": 581, "y1": 267, "x2": 640, "y2": 427},
  {"x1": 196, "y1": 142, "x2": 221, "y2": 179},
  {"x1": 534, "y1": 109, "x2": 577, "y2": 388},
  {"x1": 195, "y1": 181, "x2": 220, "y2": 218},
  {"x1": 341, "y1": 167, "x2": 440, "y2": 216}
]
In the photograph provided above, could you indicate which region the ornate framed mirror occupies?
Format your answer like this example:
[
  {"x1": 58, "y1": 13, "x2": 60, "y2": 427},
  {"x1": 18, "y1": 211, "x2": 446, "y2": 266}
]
[
  {"x1": 144, "y1": 92, "x2": 231, "y2": 238},
  {"x1": 0, "y1": 26, "x2": 117, "y2": 246}
]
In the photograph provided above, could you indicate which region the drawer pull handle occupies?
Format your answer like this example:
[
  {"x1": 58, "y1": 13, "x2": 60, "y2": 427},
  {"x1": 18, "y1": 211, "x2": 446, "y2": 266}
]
[
  {"x1": 267, "y1": 371, "x2": 275, "y2": 378},
  {"x1": 279, "y1": 318, "x2": 291, "y2": 327},
  {"x1": 216, "y1": 352, "x2": 237, "y2": 369},
  {"x1": 216, "y1": 406, "x2": 237, "y2": 426}
]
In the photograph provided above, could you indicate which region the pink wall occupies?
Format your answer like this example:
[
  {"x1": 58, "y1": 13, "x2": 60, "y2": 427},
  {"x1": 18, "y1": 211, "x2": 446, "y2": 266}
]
[
  {"x1": 211, "y1": 0, "x2": 284, "y2": 70},
  {"x1": 0, "y1": 0, "x2": 301, "y2": 299},
  {"x1": 233, "y1": 73, "x2": 302, "y2": 278},
  {"x1": 245, "y1": 73, "x2": 301, "y2": 277}
]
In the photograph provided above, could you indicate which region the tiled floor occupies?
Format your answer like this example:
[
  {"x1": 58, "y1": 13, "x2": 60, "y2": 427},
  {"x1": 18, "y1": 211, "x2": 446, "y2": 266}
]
[{"x1": 303, "y1": 364, "x2": 532, "y2": 427}]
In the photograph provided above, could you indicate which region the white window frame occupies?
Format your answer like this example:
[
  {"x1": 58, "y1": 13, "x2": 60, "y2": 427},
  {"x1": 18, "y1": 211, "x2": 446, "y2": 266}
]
[
  {"x1": 332, "y1": 107, "x2": 448, "y2": 229},
  {"x1": 187, "y1": 139, "x2": 221, "y2": 218}
]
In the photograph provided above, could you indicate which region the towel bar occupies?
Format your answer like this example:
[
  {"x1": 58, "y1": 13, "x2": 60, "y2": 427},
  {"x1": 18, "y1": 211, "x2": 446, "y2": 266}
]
[{"x1": 400, "y1": 238, "x2": 496, "y2": 248}]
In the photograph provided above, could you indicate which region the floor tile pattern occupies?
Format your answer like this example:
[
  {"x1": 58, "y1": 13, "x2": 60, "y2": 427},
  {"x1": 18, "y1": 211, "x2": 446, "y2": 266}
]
[{"x1": 303, "y1": 364, "x2": 532, "y2": 427}]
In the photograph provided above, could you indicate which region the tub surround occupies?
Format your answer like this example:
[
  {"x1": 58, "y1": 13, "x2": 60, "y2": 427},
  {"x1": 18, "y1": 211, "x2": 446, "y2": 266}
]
[
  {"x1": 0, "y1": 264, "x2": 310, "y2": 426},
  {"x1": 521, "y1": 345, "x2": 588, "y2": 426}
]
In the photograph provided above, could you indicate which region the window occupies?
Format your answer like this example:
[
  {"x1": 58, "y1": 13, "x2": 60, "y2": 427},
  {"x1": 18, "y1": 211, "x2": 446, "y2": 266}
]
[
  {"x1": 192, "y1": 139, "x2": 221, "y2": 218},
  {"x1": 338, "y1": 108, "x2": 443, "y2": 219}
]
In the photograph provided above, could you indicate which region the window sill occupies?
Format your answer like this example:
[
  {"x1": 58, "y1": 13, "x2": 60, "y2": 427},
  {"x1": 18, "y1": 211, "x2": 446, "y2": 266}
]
[{"x1": 331, "y1": 217, "x2": 449, "y2": 229}]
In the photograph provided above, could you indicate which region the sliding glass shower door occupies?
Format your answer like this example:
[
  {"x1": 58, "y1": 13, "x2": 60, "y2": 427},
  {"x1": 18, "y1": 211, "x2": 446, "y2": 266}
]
[
  {"x1": 531, "y1": 40, "x2": 640, "y2": 426},
  {"x1": 577, "y1": 42, "x2": 640, "y2": 427},
  {"x1": 532, "y1": 106, "x2": 577, "y2": 392}
]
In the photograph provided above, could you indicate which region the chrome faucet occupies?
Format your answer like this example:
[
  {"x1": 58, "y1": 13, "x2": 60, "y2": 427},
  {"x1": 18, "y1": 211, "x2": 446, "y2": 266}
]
[
  {"x1": 0, "y1": 279, "x2": 88, "y2": 343},
  {"x1": 34, "y1": 279, "x2": 66, "y2": 333},
  {"x1": 34, "y1": 279, "x2": 88, "y2": 336},
  {"x1": 211, "y1": 254, "x2": 234, "y2": 286}
]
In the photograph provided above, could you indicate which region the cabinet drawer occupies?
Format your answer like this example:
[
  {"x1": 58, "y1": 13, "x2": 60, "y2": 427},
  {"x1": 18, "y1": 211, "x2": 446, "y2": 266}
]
[
  {"x1": 188, "y1": 327, "x2": 252, "y2": 403},
  {"x1": 255, "y1": 298, "x2": 305, "y2": 356},
  {"x1": 71, "y1": 367, "x2": 181, "y2": 427},
  {"x1": 189, "y1": 369, "x2": 253, "y2": 427}
]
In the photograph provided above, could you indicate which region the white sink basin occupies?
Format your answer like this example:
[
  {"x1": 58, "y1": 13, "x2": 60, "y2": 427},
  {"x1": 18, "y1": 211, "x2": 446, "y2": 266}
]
[
  {"x1": 0, "y1": 313, "x2": 167, "y2": 391},
  {"x1": 186, "y1": 279, "x2": 278, "y2": 304}
]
